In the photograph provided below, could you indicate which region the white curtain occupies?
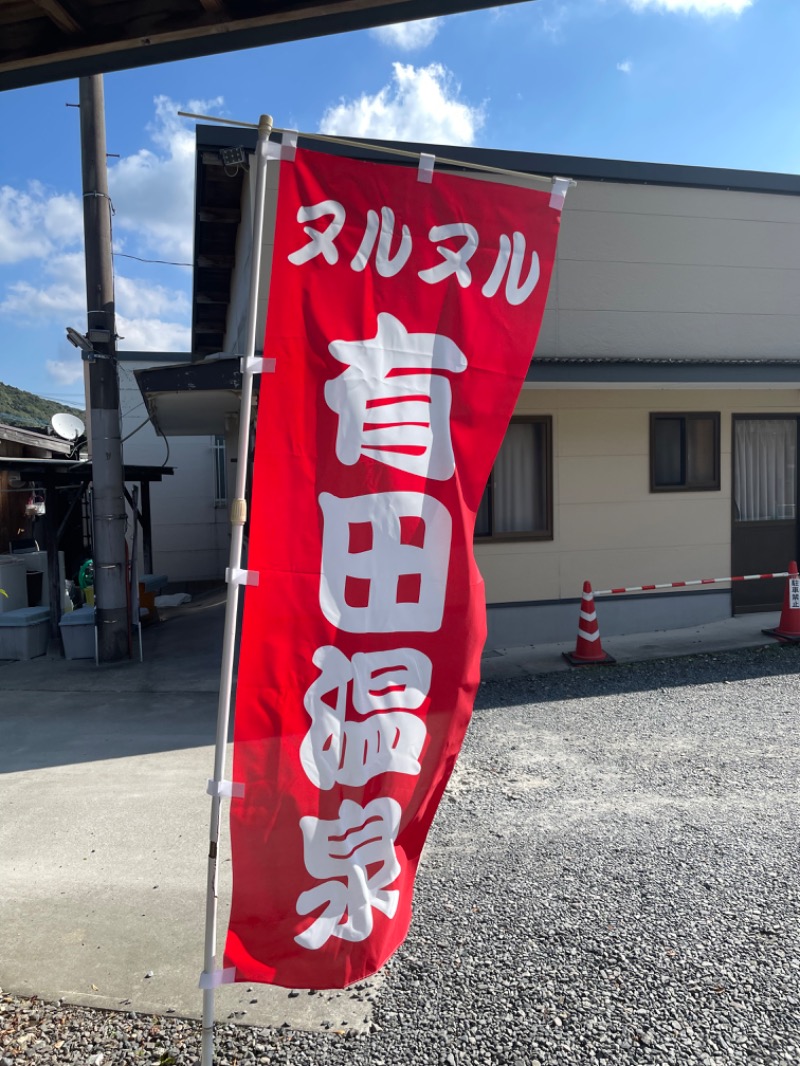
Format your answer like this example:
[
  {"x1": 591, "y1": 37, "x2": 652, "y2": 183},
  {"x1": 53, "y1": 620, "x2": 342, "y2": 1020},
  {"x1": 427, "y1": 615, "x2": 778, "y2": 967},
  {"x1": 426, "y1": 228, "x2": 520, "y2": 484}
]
[
  {"x1": 734, "y1": 420, "x2": 796, "y2": 522},
  {"x1": 494, "y1": 422, "x2": 546, "y2": 533}
]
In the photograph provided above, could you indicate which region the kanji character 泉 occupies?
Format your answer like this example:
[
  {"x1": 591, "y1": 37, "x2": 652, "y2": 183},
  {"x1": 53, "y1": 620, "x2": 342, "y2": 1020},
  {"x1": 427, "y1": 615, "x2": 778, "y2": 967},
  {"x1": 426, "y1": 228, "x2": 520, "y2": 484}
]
[
  {"x1": 295, "y1": 797, "x2": 402, "y2": 950},
  {"x1": 325, "y1": 312, "x2": 467, "y2": 480},
  {"x1": 318, "y1": 489, "x2": 451, "y2": 633},
  {"x1": 299, "y1": 645, "x2": 432, "y2": 789}
]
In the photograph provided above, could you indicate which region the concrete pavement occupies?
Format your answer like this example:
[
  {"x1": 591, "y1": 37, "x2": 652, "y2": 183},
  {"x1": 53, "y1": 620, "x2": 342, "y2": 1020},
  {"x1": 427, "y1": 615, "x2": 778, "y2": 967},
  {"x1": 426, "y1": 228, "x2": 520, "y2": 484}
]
[
  {"x1": 0, "y1": 589, "x2": 786, "y2": 1030},
  {"x1": 0, "y1": 592, "x2": 381, "y2": 1032}
]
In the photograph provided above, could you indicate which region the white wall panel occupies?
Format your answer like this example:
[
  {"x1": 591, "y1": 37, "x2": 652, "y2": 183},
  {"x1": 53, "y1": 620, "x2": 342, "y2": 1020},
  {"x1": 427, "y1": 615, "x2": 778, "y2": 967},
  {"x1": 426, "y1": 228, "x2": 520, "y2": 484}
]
[
  {"x1": 547, "y1": 309, "x2": 800, "y2": 359},
  {"x1": 557, "y1": 259, "x2": 800, "y2": 316},
  {"x1": 119, "y1": 360, "x2": 229, "y2": 582},
  {"x1": 566, "y1": 180, "x2": 800, "y2": 225},
  {"x1": 559, "y1": 208, "x2": 800, "y2": 271}
]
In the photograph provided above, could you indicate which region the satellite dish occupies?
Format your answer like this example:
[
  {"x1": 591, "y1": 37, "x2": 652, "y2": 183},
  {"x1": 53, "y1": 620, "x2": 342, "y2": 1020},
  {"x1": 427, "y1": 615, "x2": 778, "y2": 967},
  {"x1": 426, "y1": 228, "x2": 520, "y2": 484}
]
[{"x1": 51, "y1": 412, "x2": 86, "y2": 441}]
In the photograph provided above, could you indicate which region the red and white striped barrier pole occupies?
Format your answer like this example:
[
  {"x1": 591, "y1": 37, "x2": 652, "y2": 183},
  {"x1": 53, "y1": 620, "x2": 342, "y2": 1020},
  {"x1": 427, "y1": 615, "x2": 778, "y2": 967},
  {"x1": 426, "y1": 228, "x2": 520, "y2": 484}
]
[{"x1": 593, "y1": 571, "x2": 789, "y2": 597}]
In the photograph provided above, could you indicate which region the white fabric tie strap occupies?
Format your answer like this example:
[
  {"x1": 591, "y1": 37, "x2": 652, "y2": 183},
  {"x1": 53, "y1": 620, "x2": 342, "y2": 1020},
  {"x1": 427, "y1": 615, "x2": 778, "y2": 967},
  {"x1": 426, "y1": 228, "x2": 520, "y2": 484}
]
[
  {"x1": 199, "y1": 966, "x2": 236, "y2": 989},
  {"x1": 241, "y1": 355, "x2": 276, "y2": 375},
  {"x1": 549, "y1": 176, "x2": 570, "y2": 211},
  {"x1": 418, "y1": 153, "x2": 435, "y2": 184},
  {"x1": 226, "y1": 567, "x2": 259, "y2": 588},
  {"x1": 266, "y1": 131, "x2": 298, "y2": 161},
  {"x1": 207, "y1": 778, "x2": 245, "y2": 799}
]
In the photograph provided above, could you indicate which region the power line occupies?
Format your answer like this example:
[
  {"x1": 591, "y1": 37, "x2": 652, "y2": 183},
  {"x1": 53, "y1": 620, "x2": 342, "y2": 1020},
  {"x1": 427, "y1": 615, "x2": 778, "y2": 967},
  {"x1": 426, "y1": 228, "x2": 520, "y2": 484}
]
[{"x1": 113, "y1": 251, "x2": 192, "y2": 267}]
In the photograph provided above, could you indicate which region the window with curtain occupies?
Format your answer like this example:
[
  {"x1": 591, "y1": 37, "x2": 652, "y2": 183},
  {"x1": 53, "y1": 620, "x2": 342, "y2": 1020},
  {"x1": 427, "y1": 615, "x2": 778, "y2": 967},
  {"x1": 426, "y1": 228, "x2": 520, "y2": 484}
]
[
  {"x1": 475, "y1": 417, "x2": 552, "y2": 540},
  {"x1": 734, "y1": 419, "x2": 796, "y2": 522},
  {"x1": 650, "y1": 413, "x2": 720, "y2": 491}
]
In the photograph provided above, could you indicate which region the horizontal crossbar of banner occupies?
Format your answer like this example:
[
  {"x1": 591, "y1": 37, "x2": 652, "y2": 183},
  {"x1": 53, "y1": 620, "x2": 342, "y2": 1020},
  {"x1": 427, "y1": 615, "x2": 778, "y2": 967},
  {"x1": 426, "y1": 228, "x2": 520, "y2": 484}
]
[
  {"x1": 177, "y1": 111, "x2": 573, "y2": 188},
  {"x1": 594, "y1": 572, "x2": 790, "y2": 596}
]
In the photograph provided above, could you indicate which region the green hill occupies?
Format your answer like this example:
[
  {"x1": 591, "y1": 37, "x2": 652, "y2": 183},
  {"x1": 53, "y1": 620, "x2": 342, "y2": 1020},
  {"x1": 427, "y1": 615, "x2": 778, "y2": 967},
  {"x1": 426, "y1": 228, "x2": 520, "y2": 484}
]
[{"x1": 0, "y1": 381, "x2": 84, "y2": 430}]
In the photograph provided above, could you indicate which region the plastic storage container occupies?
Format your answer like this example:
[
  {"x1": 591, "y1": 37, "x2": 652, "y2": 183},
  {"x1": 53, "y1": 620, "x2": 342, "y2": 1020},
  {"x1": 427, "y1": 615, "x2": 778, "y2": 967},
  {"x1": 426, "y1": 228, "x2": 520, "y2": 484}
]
[
  {"x1": 59, "y1": 606, "x2": 96, "y2": 660},
  {"x1": 0, "y1": 606, "x2": 50, "y2": 660}
]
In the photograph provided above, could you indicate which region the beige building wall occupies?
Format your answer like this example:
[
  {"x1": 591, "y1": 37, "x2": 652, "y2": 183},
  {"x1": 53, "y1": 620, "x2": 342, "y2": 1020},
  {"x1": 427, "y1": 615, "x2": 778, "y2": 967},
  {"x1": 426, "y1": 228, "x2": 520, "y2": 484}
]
[
  {"x1": 476, "y1": 387, "x2": 800, "y2": 606},
  {"x1": 537, "y1": 179, "x2": 800, "y2": 360}
]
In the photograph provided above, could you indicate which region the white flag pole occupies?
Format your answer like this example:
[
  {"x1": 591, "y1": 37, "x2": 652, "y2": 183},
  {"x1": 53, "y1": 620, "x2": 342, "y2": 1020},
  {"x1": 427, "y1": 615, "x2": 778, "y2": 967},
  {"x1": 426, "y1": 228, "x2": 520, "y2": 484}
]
[{"x1": 200, "y1": 112, "x2": 274, "y2": 1066}]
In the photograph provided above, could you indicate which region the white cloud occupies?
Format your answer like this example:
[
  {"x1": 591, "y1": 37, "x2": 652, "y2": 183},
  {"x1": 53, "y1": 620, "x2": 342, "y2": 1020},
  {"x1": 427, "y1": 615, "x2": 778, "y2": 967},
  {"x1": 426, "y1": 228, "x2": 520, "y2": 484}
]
[
  {"x1": 46, "y1": 359, "x2": 84, "y2": 386},
  {"x1": 109, "y1": 94, "x2": 223, "y2": 263},
  {"x1": 617, "y1": 59, "x2": 633, "y2": 73},
  {"x1": 2, "y1": 279, "x2": 84, "y2": 319},
  {"x1": 2, "y1": 255, "x2": 190, "y2": 355},
  {"x1": 0, "y1": 184, "x2": 83, "y2": 264},
  {"x1": 115, "y1": 275, "x2": 190, "y2": 321},
  {"x1": 0, "y1": 93, "x2": 213, "y2": 273},
  {"x1": 536, "y1": 0, "x2": 571, "y2": 39},
  {"x1": 319, "y1": 63, "x2": 485, "y2": 145},
  {"x1": 115, "y1": 274, "x2": 191, "y2": 352},
  {"x1": 0, "y1": 252, "x2": 85, "y2": 320},
  {"x1": 371, "y1": 17, "x2": 443, "y2": 50},
  {"x1": 116, "y1": 313, "x2": 190, "y2": 352},
  {"x1": 625, "y1": 0, "x2": 751, "y2": 14},
  {"x1": 0, "y1": 95, "x2": 199, "y2": 399}
]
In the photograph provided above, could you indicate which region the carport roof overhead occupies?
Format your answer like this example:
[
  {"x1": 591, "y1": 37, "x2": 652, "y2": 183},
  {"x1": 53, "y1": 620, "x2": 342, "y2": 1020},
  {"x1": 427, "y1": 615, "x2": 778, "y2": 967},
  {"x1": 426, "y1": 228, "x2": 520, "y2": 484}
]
[{"x1": 0, "y1": 0, "x2": 528, "y2": 91}]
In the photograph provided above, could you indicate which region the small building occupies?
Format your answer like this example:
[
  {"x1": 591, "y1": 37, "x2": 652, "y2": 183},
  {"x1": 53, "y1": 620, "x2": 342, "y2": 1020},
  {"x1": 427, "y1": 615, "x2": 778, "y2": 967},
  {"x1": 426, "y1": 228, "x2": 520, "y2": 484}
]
[
  {"x1": 0, "y1": 412, "x2": 176, "y2": 644},
  {"x1": 138, "y1": 126, "x2": 800, "y2": 646},
  {"x1": 119, "y1": 352, "x2": 232, "y2": 584},
  {"x1": 0, "y1": 420, "x2": 75, "y2": 553}
]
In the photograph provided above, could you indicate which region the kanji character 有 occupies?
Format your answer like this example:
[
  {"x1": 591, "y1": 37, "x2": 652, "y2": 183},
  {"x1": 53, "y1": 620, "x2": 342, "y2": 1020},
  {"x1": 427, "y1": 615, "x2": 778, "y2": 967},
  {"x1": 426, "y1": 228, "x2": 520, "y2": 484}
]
[
  {"x1": 295, "y1": 797, "x2": 402, "y2": 950},
  {"x1": 319, "y1": 489, "x2": 452, "y2": 633},
  {"x1": 299, "y1": 645, "x2": 431, "y2": 789},
  {"x1": 325, "y1": 312, "x2": 467, "y2": 480}
]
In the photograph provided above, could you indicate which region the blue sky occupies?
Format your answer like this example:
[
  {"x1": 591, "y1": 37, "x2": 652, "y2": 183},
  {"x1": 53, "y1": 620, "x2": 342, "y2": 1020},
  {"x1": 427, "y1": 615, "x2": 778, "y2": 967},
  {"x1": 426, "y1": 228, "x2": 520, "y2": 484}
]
[{"x1": 0, "y1": 0, "x2": 797, "y2": 410}]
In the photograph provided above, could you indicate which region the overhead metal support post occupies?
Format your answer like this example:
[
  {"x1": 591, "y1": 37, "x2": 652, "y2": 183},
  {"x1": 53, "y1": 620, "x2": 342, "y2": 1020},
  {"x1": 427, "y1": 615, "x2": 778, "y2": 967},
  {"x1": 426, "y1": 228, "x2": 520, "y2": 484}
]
[{"x1": 79, "y1": 74, "x2": 130, "y2": 662}]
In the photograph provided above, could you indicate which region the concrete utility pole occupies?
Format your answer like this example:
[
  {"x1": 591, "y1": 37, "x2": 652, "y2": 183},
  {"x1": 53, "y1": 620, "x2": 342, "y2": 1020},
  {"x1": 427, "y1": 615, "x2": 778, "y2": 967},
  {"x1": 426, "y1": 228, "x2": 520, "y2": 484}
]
[{"x1": 79, "y1": 74, "x2": 129, "y2": 662}]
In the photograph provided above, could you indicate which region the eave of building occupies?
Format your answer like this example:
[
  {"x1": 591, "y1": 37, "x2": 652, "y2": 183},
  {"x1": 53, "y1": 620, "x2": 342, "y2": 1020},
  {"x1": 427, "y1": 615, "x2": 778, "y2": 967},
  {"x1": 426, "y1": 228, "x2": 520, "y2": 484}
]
[
  {"x1": 0, "y1": 421, "x2": 74, "y2": 454},
  {"x1": 525, "y1": 357, "x2": 800, "y2": 389},
  {"x1": 134, "y1": 357, "x2": 243, "y2": 436},
  {"x1": 0, "y1": 457, "x2": 174, "y2": 481}
]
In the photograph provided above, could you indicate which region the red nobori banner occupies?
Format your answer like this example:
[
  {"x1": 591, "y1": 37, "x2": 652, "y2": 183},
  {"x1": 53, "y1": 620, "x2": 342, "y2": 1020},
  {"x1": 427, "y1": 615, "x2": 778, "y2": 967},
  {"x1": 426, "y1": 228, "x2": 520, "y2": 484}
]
[{"x1": 225, "y1": 146, "x2": 563, "y2": 988}]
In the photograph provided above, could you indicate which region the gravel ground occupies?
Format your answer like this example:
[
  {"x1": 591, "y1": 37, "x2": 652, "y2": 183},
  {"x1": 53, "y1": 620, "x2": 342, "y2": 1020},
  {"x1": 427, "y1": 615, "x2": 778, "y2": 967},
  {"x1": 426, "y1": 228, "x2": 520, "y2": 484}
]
[{"x1": 3, "y1": 643, "x2": 800, "y2": 1065}]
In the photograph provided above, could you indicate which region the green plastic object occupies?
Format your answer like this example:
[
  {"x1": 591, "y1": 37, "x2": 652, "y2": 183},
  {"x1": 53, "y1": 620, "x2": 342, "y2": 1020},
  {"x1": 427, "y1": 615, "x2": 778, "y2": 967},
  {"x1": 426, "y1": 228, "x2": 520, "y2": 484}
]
[{"x1": 78, "y1": 559, "x2": 94, "y2": 589}]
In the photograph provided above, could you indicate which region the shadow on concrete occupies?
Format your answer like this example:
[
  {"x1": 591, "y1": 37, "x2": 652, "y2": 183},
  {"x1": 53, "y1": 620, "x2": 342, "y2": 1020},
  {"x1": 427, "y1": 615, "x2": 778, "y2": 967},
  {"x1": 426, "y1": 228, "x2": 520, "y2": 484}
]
[
  {"x1": 0, "y1": 694, "x2": 222, "y2": 774},
  {"x1": 1, "y1": 593, "x2": 229, "y2": 775}
]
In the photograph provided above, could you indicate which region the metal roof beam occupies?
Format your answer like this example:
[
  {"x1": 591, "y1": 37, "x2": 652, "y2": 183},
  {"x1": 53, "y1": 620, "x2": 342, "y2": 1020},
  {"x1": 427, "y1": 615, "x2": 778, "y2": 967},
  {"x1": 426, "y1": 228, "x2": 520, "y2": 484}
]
[
  {"x1": 1, "y1": 0, "x2": 530, "y2": 91},
  {"x1": 33, "y1": 0, "x2": 82, "y2": 34}
]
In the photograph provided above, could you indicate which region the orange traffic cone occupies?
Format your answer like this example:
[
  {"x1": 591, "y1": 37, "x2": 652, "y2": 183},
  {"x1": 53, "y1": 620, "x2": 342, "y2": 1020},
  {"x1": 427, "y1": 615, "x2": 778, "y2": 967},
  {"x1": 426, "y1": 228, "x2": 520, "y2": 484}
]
[
  {"x1": 763, "y1": 561, "x2": 800, "y2": 643},
  {"x1": 563, "y1": 581, "x2": 616, "y2": 666}
]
